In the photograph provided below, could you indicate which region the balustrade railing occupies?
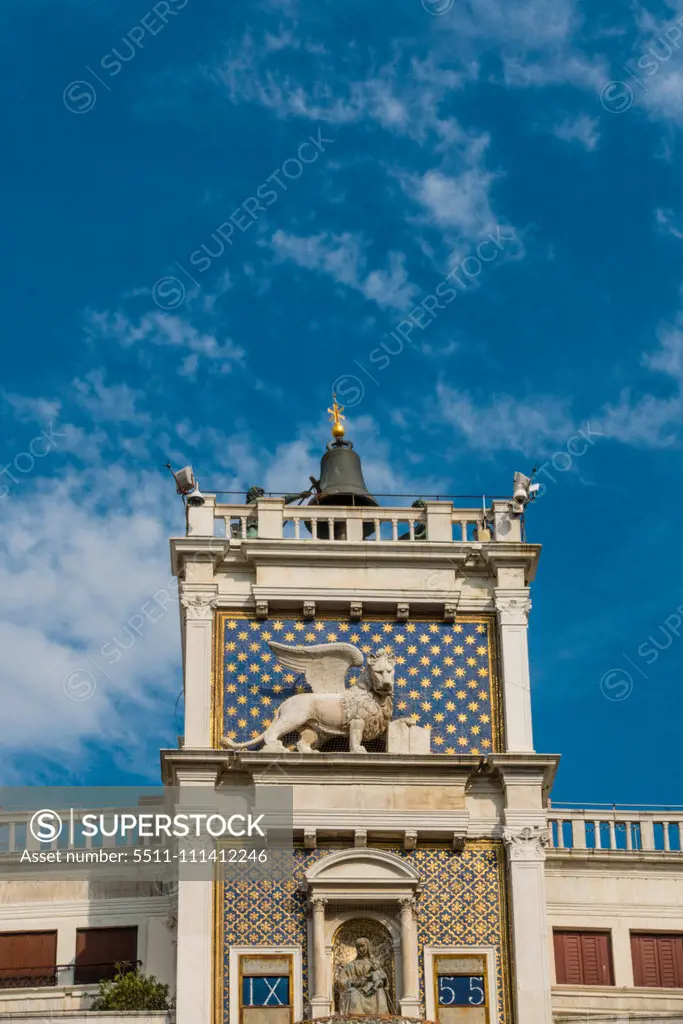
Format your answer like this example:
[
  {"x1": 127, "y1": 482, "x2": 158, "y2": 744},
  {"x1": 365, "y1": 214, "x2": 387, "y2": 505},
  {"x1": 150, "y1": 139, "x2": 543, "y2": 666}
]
[
  {"x1": 186, "y1": 496, "x2": 522, "y2": 544},
  {"x1": 547, "y1": 807, "x2": 683, "y2": 853}
]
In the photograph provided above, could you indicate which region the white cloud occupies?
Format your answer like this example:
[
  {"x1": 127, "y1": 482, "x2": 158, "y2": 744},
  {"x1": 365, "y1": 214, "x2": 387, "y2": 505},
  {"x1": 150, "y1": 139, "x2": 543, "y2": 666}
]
[
  {"x1": 434, "y1": 384, "x2": 574, "y2": 456},
  {"x1": 269, "y1": 230, "x2": 418, "y2": 311},
  {"x1": 551, "y1": 113, "x2": 600, "y2": 150},
  {"x1": 85, "y1": 309, "x2": 246, "y2": 377},
  {"x1": 656, "y1": 207, "x2": 683, "y2": 239}
]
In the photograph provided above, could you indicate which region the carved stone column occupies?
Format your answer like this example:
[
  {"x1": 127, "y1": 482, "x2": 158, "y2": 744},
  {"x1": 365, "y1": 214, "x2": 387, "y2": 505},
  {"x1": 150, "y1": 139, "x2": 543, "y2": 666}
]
[
  {"x1": 180, "y1": 590, "x2": 217, "y2": 748},
  {"x1": 309, "y1": 897, "x2": 330, "y2": 1018},
  {"x1": 494, "y1": 590, "x2": 534, "y2": 752},
  {"x1": 503, "y1": 825, "x2": 553, "y2": 1024},
  {"x1": 398, "y1": 896, "x2": 420, "y2": 1017}
]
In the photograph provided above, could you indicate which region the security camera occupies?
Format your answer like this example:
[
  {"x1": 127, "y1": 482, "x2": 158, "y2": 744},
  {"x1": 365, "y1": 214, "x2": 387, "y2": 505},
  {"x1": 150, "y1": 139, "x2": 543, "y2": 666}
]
[{"x1": 186, "y1": 486, "x2": 205, "y2": 508}]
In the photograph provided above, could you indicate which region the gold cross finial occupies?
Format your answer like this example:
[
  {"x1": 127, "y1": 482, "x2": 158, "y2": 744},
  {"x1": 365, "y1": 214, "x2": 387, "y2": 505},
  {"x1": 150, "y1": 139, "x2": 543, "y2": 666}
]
[{"x1": 328, "y1": 393, "x2": 346, "y2": 440}]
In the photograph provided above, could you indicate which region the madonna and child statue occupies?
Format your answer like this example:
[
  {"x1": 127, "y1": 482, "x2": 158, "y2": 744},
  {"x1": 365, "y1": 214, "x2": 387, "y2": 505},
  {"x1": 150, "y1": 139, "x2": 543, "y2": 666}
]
[{"x1": 334, "y1": 937, "x2": 390, "y2": 1016}]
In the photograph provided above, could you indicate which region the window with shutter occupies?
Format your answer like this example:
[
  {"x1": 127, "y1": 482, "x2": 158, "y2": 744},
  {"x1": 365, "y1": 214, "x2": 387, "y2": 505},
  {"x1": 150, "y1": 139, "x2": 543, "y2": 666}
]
[
  {"x1": 631, "y1": 933, "x2": 683, "y2": 988},
  {"x1": 74, "y1": 927, "x2": 138, "y2": 985},
  {"x1": 553, "y1": 931, "x2": 613, "y2": 986},
  {"x1": 0, "y1": 931, "x2": 57, "y2": 988}
]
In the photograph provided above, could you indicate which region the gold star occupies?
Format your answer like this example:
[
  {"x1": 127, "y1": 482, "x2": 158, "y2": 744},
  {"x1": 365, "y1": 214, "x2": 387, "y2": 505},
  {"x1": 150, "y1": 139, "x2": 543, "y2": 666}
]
[
  {"x1": 478, "y1": 667, "x2": 488, "y2": 677},
  {"x1": 394, "y1": 633, "x2": 405, "y2": 643},
  {"x1": 237, "y1": 695, "x2": 248, "y2": 705},
  {"x1": 237, "y1": 674, "x2": 247, "y2": 684},
  {"x1": 456, "y1": 690, "x2": 466, "y2": 700},
  {"x1": 396, "y1": 677, "x2": 407, "y2": 688},
  {"x1": 327, "y1": 633, "x2": 338, "y2": 641},
  {"x1": 465, "y1": 635, "x2": 475, "y2": 645},
  {"x1": 226, "y1": 683, "x2": 237, "y2": 694},
  {"x1": 434, "y1": 712, "x2": 444, "y2": 722},
  {"x1": 442, "y1": 635, "x2": 453, "y2": 645},
  {"x1": 446, "y1": 746, "x2": 456, "y2": 754},
  {"x1": 261, "y1": 695, "x2": 272, "y2": 705},
  {"x1": 433, "y1": 690, "x2": 443, "y2": 700},
  {"x1": 226, "y1": 620, "x2": 237, "y2": 630},
  {"x1": 420, "y1": 656, "x2": 430, "y2": 666},
  {"x1": 454, "y1": 645, "x2": 464, "y2": 655},
  {"x1": 350, "y1": 633, "x2": 360, "y2": 642},
  {"x1": 238, "y1": 631, "x2": 248, "y2": 641},
  {"x1": 471, "y1": 725, "x2": 480, "y2": 735},
  {"x1": 250, "y1": 621, "x2": 261, "y2": 630},
  {"x1": 383, "y1": 623, "x2": 393, "y2": 633},
  {"x1": 294, "y1": 622, "x2": 305, "y2": 631},
  {"x1": 250, "y1": 685, "x2": 259, "y2": 695},
  {"x1": 409, "y1": 689, "x2": 420, "y2": 699},
  {"x1": 476, "y1": 624, "x2": 486, "y2": 633},
  {"x1": 457, "y1": 736, "x2": 468, "y2": 747},
  {"x1": 284, "y1": 632, "x2": 295, "y2": 641},
  {"x1": 249, "y1": 663, "x2": 260, "y2": 673},
  {"x1": 315, "y1": 622, "x2": 325, "y2": 630},
  {"x1": 479, "y1": 690, "x2": 488, "y2": 701},
  {"x1": 262, "y1": 631, "x2": 271, "y2": 641},
  {"x1": 458, "y1": 713, "x2": 467, "y2": 722},
  {"x1": 477, "y1": 646, "x2": 487, "y2": 656},
  {"x1": 446, "y1": 723, "x2": 456, "y2": 734},
  {"x1": 468, "y1": 702, "x2": 479, "y2": 712},
  {"x1": 433, "y1": 735, "x2": 445, "y2": 746},
  {"x1": 226, "y1": 706, "x2": 237, "y2": 716},
  {"x1": 408, "y1": 666, "x2": 418, "y2": 676},
  {"x1": 421, "y1": 701, "x2": 432, "y2": 712},
  {"x1": 305, "y1": 632, "x2": 315, "y2": 641},
  {"x1": 225, "y1": 641, "x2": 236, "y2": 652},
  {"x1": 479, "y1": 713, "x2": 490, "y2": 723},
  {"x1": 250, "y1": 642, "x2": 260, "y2": 652},
  {"x1": 397, "y1": 700, "x2": 407, "y2": 711},
  {"x1": 446, "y1": 701, "x2": 456, "y2": 711},
  {"x1": 226, "y1": 729, "x2": 236, "y2": 739},
  {"x1": 261, "y1": 652, "x2": 271, "y2": 662},
  {"x1": 272, "y1": 621, "x2": 284, "y2": 630},
  {"x1": 338, "y1": 623, "x2": 349, "y2": 632},
  {"x1": 419, "y1": 633, "x2": 430, "y2": 644},
  {"x1": 467, "y1": 657, "x2": 477, "y2": 667},
  {"x1": 361, "y1": 623, "x2": 371, "y2": 632},
  {"x1": 237, "y1": 718, "x2": 247, "y2": 728},
  {"x1": 454, "y1": 624, "x2": 463, "y2": 633},
  {"x1": 250, "y1": 707, "x2": 260, "y2": 718}
]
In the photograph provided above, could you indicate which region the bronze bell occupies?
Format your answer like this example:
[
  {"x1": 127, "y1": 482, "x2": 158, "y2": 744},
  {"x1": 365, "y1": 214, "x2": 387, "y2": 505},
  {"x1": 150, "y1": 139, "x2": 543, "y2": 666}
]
[
  {"x1": 308, "y1": 438, "x2": 378, "y2": 539},
  {"x1": 314, "y1": 439, "x2": 378, "y2": 507}
]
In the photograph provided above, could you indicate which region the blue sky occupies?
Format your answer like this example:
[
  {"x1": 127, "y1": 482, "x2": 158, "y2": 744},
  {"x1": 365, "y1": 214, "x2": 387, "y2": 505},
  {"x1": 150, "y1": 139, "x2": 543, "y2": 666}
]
[{"x1": 2, "y1": 0, "x2": 683, "y2": 805}]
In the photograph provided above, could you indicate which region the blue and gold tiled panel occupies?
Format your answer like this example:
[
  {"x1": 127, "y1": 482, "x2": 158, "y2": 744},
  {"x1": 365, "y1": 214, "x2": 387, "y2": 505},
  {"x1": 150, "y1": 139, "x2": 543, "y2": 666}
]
[
  {"x1": 215, "y1": 615, "x2": 500, "y2": 754},
  {"x1": 218, "y1": 844, "x2": 511, "y2": 1024}
]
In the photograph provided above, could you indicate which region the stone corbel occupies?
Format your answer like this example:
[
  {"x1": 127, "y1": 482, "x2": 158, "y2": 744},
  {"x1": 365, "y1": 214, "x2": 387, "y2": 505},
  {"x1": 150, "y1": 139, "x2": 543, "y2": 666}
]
[
  {"x1": 304, "y1": 828, "x2": 317, "y2": 851},
  {"x1": 303, "y1": 601, "x2": 316, "y2": 621},
  {"x1": 354, "y1": 829, "x2": 368, "y2": 848},
  {"x1": 349, "y1": 601, "x2": 363, "y2": 622},
  {"x1": 403, "y1": 830, "x2": 418, "y2": 851},
  {"x1": 255, "y1": 600, "x2": 268, "y2": 620},
  {"x1": 396, "y1": 602, "x2": 410, "y2": 622},
  {"x1": 502, "y1": 824, "x2": 549, "y2": 862},
  {"x1": 451, "y1": 834, "x2": 466, "y2": 853},
  {"x1": 443, "y1": 601, "x2": 458, "y2": 623}
]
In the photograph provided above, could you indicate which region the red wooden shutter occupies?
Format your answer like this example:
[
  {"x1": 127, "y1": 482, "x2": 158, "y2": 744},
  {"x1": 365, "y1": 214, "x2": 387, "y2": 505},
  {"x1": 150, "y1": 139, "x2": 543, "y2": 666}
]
[
  {"x1": 0, "y1": 931, "x2": 57, "y2": 988},
  {"x1": 554, "y1": 931, "x2": 613, "y2": 986},
  {"x1": 75, "y1": 927, "x2": 137, "y2": 985},
  {"x1": 632, "y1": 934, "x2": 683, "y2": 988}
]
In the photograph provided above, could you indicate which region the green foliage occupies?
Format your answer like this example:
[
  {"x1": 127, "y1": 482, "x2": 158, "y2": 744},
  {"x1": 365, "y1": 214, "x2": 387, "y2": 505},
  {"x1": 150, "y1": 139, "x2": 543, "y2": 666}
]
[{"x1": 89, "y1": 964, "x2": 171, "y2": 1012}]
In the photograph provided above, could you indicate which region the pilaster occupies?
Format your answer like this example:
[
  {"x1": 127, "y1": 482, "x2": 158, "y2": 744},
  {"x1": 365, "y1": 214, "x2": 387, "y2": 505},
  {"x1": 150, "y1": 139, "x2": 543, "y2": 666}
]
[
  {"x1": 174, "y1": 766, "x2": 220, "y2": 1024},
  {"x1": 494, "y1": 588, "x2": 534, "y2": 752},
  {"x1": 180, "y1": 587, "x2": 218, "y2": 748}
]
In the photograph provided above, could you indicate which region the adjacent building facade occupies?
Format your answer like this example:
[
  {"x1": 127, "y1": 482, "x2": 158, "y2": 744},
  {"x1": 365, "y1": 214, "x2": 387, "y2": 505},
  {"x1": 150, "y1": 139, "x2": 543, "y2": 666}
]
[{"x1": 0, "y1": 421, "x2": 682, "y2": 1024}]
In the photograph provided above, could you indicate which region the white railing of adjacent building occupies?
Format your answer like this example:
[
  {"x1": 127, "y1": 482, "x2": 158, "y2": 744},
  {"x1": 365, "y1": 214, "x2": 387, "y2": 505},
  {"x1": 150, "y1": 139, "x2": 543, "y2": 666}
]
[{"x1": 547, "y1": 806, "x2": 683, "y2": 853}]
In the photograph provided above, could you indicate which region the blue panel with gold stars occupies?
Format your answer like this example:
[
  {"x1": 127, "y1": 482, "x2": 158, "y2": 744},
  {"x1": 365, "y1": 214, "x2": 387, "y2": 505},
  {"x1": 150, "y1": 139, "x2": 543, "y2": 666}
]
[{"x1": 219, "y1": 616, "x2": 498, "y2": 754}]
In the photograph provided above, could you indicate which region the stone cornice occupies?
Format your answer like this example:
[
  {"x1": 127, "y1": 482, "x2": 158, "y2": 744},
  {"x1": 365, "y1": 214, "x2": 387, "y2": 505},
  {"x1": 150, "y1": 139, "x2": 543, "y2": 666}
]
[{"x1": 480, "y1": 543, "x2": 541, "y2": 583}]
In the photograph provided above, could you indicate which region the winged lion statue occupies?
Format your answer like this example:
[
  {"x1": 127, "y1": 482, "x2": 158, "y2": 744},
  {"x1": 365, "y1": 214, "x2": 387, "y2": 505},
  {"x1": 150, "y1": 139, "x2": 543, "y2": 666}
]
[{"x1": 220, "y1": 641, "x2": 395, "y2": 753}]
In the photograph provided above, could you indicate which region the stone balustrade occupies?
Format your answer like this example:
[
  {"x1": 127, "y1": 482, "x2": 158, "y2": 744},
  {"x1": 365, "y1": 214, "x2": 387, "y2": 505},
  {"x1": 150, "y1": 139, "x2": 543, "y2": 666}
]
[
  {"x1": 186, "y1": 495, "x2": 522, "y2": 544},
  {"x1": 547, "y1": 805, "x2": 683, "y2": 853}
]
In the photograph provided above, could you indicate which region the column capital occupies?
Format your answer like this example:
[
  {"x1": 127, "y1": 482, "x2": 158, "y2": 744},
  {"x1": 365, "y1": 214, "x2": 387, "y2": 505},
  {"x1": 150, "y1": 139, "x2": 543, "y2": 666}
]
[
  {"x1": 180, "y1": 590, "x2": 218, "y2": 621},
  {"x1": 398, "y1": 895, "x2": 416, "y2": 911},
  {"x1": 494, "y1": 589, "x2": 532, "y2": 626},
  {"x1": 308, "y1": 896, "x2": 328, "y2": 911},
  {"x1": 502, "y1": 824, "x2": 549, "y2": 862}
]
